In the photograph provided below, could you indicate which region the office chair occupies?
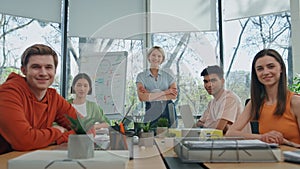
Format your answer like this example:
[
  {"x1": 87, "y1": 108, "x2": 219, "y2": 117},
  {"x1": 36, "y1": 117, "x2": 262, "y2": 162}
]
[{"x1": 245, "y1": 99, "x2": 259, "y2": 134}]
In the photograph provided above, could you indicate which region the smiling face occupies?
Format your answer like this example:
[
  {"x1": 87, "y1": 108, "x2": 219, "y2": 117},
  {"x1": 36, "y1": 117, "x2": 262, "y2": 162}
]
[
  {"x1": 148, "y1": 49, "x2": 164, "y2": 68},
  {"x1": 21, "y1": 55, "x2": 56, "y2": 96},
  {"x1": 74, "y1": 78, "x2": 90, "y2": 99},
  {"x1": 254, "y1": 55, "x2": 282, "y2": 87}
]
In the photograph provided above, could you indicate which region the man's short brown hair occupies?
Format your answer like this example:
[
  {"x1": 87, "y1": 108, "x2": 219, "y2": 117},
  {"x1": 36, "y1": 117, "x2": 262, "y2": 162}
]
[{"x1": 21, "y1": 44, "x2": 58, "y2": 68}]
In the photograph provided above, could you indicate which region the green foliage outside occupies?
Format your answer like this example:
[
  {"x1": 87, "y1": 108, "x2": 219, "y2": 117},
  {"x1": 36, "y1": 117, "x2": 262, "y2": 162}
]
[
  {"x1": 0, "y1": 67, "x2": 21, "y2": 84},
  {"x1": 289, "y1": 75, "x2": 300, "y2": 94},
  {"x1": 177, "y1": 75, "x2": 211, "y2": 115},
  {"x1": 125, "y1": 80, "x2": 141, "y2": 114},
  {"x1": 226, "y1": 71, "x2": 251, "y2": 104}
]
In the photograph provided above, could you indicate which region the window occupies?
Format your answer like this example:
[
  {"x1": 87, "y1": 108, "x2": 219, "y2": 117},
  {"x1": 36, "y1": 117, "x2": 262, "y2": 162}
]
[{"x1": 0, "y1": 14, "x2": 61, "y2": 92}]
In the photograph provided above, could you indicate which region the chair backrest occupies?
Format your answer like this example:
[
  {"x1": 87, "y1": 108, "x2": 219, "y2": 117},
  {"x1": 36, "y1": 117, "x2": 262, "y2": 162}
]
[
  {"x1": 168, "y1": 102, "x2": 177, "y2": 128},
  {"x1": 245, "y1": 99, "x2": 259, "y2": 134},
  {"x1": 250, "y1": 121, "x2": 259, "y2": 134}
]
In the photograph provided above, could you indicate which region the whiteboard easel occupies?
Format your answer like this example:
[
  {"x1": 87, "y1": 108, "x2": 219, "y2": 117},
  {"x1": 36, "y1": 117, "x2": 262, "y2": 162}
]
[{"x1": 80, "y1": 51, "x2": 128, "y2": 117}]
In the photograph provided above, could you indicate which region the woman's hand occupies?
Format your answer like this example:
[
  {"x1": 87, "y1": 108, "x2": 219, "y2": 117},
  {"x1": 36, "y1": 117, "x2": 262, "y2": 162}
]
[
  {"x1": 283, "y1": 138, "x2": 300, "y2": 148},
  {"x1": 260, "y1": 130, "x2": 284, "y2": 144},
  {"x1": 165, "y1": 88, "x2": 178, "y2": 96},
  {"x1": 138, "y1": 85, "x2": 148, "y2": 93}
]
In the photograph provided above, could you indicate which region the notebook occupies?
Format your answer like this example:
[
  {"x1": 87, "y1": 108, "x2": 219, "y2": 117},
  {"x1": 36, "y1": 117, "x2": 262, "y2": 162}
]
[
  {"x1": 283, "y1": 150, "x2": 300, "y2": 164},
  {"x1": 179, "y1": 104, "x2": 196, "y2": 128}
]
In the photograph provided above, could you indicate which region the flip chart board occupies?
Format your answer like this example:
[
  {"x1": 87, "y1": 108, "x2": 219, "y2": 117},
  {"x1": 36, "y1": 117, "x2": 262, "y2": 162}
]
[{"x1": 80, "y1": 51, "x2": 128, "y2": 116}]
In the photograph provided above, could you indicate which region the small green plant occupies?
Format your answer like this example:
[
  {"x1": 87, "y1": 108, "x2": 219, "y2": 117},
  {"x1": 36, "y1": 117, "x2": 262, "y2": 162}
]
[
  {"x1": 65, "y1": 115, "x2": 96, "y2": 134},
  {"x1": 157, "y1": 117, "x2": 169, "y2": 127},
  {"x1": 140, "y1": 122, "x2": 151, "y2": 132}
]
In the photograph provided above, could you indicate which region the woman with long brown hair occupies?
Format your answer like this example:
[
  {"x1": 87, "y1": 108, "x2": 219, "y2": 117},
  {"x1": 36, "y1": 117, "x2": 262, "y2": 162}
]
[{"x1": 226, "y1": 49, "x2": 300, "y2": 147}]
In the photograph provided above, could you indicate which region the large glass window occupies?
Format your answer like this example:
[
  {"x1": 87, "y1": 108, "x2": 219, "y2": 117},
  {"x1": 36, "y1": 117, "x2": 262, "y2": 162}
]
[
  {"x1": 150, "y1": 32, "x2": 218, "y2": 115},
  {"x1": 0, "y1": 14, "x2": 61, "y2": 91},
  {"x1": 0, "y1": 1, "x2": 295, "y2": 125},
  {"x1": 223, "y1": 12, "x2": 292, "y2": 103}
]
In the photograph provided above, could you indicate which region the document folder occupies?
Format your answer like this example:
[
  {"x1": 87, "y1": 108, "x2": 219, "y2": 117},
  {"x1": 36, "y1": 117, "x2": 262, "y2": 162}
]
[{"x1": 174, "y1": 138, "x2": 281, "y2": 163}]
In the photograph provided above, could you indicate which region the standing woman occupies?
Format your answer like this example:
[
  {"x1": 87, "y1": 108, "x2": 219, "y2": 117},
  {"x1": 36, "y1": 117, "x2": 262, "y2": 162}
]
[
  {"x1": 69, "y1": 73, "x2": 109, "y2": 130},
  {"x1": 226, "y1": 49, "x2": 300, "y2": 147},
  {"x1": 136, "y1": 46, "x2": 178, "y2": 128}
]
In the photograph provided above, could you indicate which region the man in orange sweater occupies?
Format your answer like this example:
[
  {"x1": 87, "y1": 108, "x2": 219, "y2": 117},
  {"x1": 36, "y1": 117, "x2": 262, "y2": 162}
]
[{"x1": 0, "y1": 44, "x2": 77, "y2": 154}]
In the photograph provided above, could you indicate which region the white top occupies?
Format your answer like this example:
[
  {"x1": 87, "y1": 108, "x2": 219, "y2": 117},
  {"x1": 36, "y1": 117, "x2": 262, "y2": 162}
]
[{"x1": 72, "y1": 102, "x2": 87, "y2": 117}]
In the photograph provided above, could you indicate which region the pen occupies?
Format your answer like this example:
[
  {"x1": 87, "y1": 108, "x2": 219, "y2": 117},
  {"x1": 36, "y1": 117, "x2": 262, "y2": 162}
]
[
  {"x1": 119, "y1": 122, "x2": 128, "y2": 150},
  {"x1": 119, "y1": 122, "x2": 125, "y2": 134}
]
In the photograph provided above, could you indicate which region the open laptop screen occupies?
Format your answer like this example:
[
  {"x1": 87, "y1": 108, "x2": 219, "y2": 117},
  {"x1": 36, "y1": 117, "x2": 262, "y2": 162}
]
[{"x1": 179, "y1": 104, "x2": 196, "y2": 128}]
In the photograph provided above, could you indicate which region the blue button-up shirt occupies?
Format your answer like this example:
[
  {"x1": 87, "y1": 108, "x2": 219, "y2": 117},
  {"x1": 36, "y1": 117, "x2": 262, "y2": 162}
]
[{"x1": 136, "y1": 68, "x2": 176, "y2": 92}]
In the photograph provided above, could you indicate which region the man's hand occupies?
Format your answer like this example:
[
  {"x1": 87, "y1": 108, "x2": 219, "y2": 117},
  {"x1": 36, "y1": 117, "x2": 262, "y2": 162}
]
[
  {"x1": 196, "y1": 119, "x2": 205, "y2": 127},
  {"x1": 52, "y1": 125, "x2": 68, "y2": 133}
]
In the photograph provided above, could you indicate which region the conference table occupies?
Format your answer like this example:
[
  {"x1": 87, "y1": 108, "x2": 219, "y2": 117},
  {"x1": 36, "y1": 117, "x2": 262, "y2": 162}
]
[
  {"x1": 0, "y1": 143, "x2": 166, "y2": 169},
  {"x1": 1, "y1": 138, "x2": 300, "y2": 169}
]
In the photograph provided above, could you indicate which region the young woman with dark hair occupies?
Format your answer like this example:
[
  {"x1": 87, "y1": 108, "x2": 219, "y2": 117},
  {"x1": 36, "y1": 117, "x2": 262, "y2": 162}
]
[{"x1": 226, "y1": 49, "x2": 300, "y2": 147}]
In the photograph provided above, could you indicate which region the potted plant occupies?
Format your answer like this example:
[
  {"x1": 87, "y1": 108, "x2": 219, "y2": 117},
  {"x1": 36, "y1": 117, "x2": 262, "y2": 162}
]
[
  {"x1": 156, "y1": 117, "x2": 169, "y2": 138},
  {"x1": 66, "y1": 115, "x2": 96, "y2": 159},
  {"x1": 138, "y1": 122, "x2": 155, "y2": 147}
]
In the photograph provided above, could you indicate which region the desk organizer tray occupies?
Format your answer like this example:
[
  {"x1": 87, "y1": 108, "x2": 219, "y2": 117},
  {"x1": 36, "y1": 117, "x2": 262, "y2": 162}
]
[{"x1": 174, "y1": 138, "x2": 281, "y2": 163}]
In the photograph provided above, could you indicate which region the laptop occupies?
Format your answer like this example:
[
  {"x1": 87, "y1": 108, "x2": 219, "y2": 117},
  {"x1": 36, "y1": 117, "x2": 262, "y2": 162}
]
[{"x1": 179, "y1": 104, "x2": 197, "y2": 128}]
